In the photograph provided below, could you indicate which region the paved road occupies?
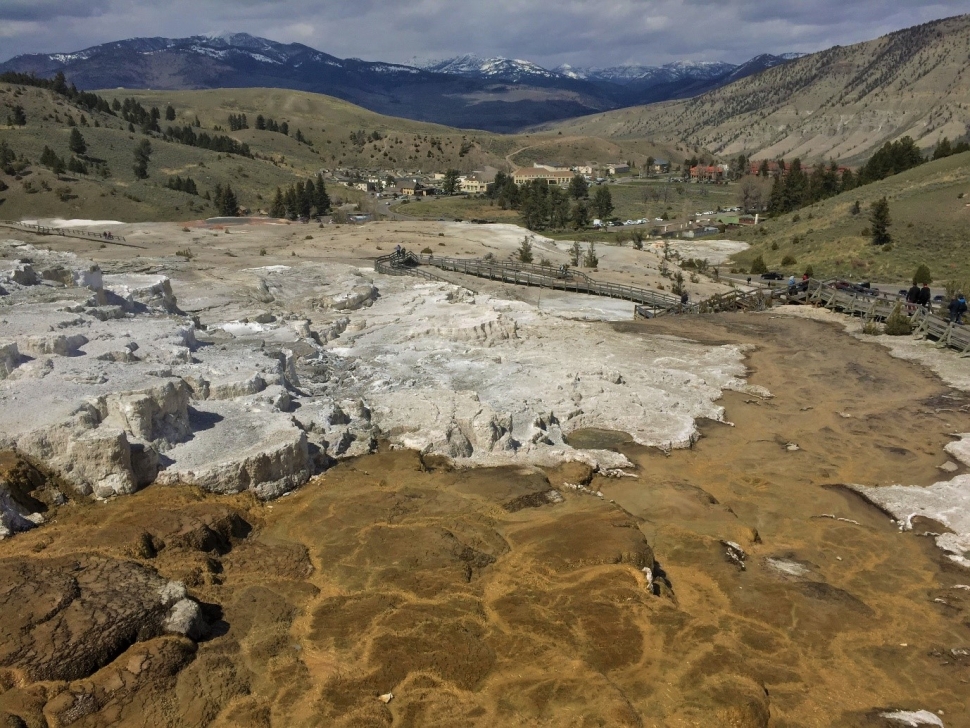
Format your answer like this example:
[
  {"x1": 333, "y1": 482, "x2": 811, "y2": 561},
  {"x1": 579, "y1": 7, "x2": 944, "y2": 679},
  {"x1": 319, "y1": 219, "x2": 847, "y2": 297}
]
[{"x1": 375, "y1": 197, "x2": 416, "y2": 221}]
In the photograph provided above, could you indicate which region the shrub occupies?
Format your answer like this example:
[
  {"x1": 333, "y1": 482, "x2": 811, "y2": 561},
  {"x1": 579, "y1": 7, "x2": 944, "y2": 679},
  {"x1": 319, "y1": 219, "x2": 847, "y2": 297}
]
[
  {"x1": 518, "y1": 236, "x2": 533, "y2": 263},
  {"x1": 175, "y1": 248, "x2": 194, "y2": 260},
  {"x1": 770, "y1": 241, "x2": 779, "y2": 250},
  {"x1": 749, "y1": 255, "x2": 768, "y2": 274},
  {"x1": 583, "y1": 242, "x2": 598, "y2": 269},
  {"x1": 781, "y1": 254, "x2": 797, "y2": 266},
  {"x1": 792, "y1": 214, "x2": 800, "y2": 222},
  {"x1": 913, "y1": 264, "x2": 932, "y2": 285},
  {"x1": 421, "y1": 247, "x2": 433, "y2": 254},
  {"x1": 539, "y1": 257, "x2": 552, "y2": 267},
  {"x1": 883, "y1": 304, "x2": 912, "y2": 336},
  {"x1": 861, "y1": 320, "x2": 882, "y2": 335},
  {"x1": 259, "y1": 248, "x2": 267, "y2": 256}
]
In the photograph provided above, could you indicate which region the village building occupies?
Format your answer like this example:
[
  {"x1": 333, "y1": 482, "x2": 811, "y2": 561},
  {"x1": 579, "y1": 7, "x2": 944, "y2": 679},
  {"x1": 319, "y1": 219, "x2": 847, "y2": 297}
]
[{"x1": 513, "y1": 167, "x2": 573, "y2": 187}]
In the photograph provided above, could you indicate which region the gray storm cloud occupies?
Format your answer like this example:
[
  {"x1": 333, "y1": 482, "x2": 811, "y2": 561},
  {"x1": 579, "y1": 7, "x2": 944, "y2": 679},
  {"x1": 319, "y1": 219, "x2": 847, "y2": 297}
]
[{"x1": 1, "y1": 0, "x2": 968, "y2": 67}]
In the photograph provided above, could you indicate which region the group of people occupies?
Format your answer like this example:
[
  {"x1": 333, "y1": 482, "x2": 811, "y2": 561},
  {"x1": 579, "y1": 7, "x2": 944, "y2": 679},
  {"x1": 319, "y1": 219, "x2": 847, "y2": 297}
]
[{"x1": 907, "y1": 283, "x2": 967, "y2": 324}]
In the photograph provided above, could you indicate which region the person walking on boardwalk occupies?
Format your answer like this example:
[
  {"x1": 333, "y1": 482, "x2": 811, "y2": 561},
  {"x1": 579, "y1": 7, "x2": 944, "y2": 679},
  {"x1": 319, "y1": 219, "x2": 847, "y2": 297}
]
[
  {"x1": 680, "y1": 291, "x2": 689, "y2": 308},
  {"x1": 948, "y1": 292, "x2": 967, "y2": 324},
  {"x1": 917, "y1": 283, "x2": 932, "y2": 310},
  {"x1": 906, "y1": 282, "x2": 921, "y2": 313}
]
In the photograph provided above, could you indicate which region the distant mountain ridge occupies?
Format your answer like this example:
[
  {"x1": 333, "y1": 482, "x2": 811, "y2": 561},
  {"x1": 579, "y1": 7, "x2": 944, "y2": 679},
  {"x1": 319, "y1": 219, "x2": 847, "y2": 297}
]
[
  {"x1": 0, "y1": 33, "x2": 801, "y2": 132},
  {"x1": 549, "y1": 14, "x2": 970, "y2": 163}
]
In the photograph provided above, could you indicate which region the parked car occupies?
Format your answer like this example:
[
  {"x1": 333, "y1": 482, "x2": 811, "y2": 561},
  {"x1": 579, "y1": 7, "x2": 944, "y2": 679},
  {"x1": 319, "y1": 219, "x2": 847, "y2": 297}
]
[
  {"x1": 833, "y1": 280, "x2": 880, "y2": 296},
  {"x1": 761, "y1": 272, "x2": 784, "y2": 280}
]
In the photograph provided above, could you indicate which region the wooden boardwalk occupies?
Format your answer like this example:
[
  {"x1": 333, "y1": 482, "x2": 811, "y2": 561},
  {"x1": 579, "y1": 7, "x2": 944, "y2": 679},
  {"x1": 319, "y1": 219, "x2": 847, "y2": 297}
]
[
  {"x1": 0, "y1": 220, "x2": 140, "y2": 247},
  {"x1": 376, "y1": 250, "x2": 694, "y2": 316},
  {"x1": 375, "y1": 251, "x2": 970, "y2": 355},
  {"x1": 805, "y1": 281, "x2": 970, "y2": 355}
]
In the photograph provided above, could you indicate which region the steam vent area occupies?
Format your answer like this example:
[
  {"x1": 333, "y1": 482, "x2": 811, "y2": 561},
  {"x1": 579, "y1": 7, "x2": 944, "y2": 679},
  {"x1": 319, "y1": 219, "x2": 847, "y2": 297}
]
[{"x1": 2, "y1": 220, "x2": 969, "y2": 727}]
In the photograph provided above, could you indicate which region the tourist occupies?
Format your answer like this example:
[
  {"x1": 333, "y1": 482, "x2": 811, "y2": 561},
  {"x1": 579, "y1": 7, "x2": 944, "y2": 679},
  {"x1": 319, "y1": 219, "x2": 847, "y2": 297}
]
[
  {"x1": 680, "y1": 291, "x2": 689, "y2": 307},
  {"x1": 906, "y1": 282, "x2": 921, "y2": 313},
  {"x1": 918, "y1": 283, "x2": 931, "y2": 309},
  {"x1": 948, "y1": 293, "x2": 967, "y2": 324}
]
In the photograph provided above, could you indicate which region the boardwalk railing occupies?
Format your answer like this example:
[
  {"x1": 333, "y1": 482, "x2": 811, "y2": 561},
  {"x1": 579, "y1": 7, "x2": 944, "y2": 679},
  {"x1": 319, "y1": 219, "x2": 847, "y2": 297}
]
[
  {"x1": 374, "y1": 252, "x2": 970, "y2": 355},
  {"x1": 0, "y1": 219, "x2": 128, "y2": 244},
  {"x1": 376, "y1": 249, "x2": 695, "y2": 316},
  {"x1": 805, "y1": 280, "x2": 970, "y2": 355}
]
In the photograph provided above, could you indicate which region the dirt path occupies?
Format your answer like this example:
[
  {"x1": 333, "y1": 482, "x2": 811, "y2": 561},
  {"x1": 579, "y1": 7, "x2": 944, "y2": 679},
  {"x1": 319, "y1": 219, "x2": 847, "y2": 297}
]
[{"x1": 1, "y1": 314, "x2": 969, "y2": 727}]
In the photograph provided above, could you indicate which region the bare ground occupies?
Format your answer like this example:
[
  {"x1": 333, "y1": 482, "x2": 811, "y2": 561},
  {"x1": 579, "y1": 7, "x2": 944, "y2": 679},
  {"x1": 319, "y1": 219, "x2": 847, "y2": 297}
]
[{"x1": 1, "y1": 312, "x2": 969, "y2": 727}]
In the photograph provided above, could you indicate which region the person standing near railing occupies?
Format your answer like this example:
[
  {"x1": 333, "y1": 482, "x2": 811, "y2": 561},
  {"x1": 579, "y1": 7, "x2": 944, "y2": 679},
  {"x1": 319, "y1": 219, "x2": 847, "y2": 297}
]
[
  {"x1": 948, "y1": 292, "x2": 967, "y2": 324},
  {"x1": 917, "y1": 283, "x2": 931, "y2": 311}
]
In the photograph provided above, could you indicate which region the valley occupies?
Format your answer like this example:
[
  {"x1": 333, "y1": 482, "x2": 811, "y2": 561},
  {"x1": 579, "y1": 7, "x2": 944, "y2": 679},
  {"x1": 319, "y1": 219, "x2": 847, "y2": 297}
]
[{"x1": 3, "y1": 9, "x2": 970, "y2": 728}]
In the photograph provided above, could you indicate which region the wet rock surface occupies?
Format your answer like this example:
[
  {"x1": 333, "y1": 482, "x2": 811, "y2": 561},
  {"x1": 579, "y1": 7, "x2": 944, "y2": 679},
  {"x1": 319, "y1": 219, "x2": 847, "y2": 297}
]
[{"x1": 3, "y1": 228, "x2": 970, "y2": 725}]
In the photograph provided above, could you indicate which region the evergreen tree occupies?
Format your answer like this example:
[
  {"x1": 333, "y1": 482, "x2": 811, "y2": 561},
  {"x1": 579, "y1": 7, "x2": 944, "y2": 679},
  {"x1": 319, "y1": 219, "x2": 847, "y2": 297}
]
[
  {"x1": 583, "y1": 242, "x2": 598, "y2": 269},
  {"x1": 12, "y1": 105, "x2": 26, "y2": 126},
  {"x1": 750, "y1": 255, "x2": 768, "y2": 274},
  {"x1": 315, "y1": 173, "x2": 330, "y2": 215},
  {"x1": 297, "y1": 181, "x2": 312, "y2": 218},
  {"x1": 132, "y1": 139, "x2": 152, "y2": 179},
  {"x1": 568, "y1": 174, "x2": 588, "y2": 199},
  {"x1": 69, "y1": 127, "x2": 86, "y2": 155},
  {"x1": 270, "y1": 187, "x2": 286, "y2": 218},
  {"x1": 913, "y1": 264, "x2": 932, "y2": 286},
  {"x1": 40, "y1": 146, "x2": 66, "y2": 174},
  {"x1": 280, "y1": 121, "x2": 289, "y2": 136},
  {"x1": 517, "y1": 236, "x2": 533, "y2": 263},
  {"x1": 569, "y1": 241, "x2": 582, "y2": 267},
  {"x1": 442, "y1": 169, "x2": 461, "y2": 196},
  {"x1": 220, "y1": 184, "x2": 239, "y2": 216},
  {"x1": 758, "y1": 160, "x2": 770, "y2": 177},
  {"x1": 284, "y1": 186, "x2": 298, "y2": 219},
  {"x1": 519, "y1": 179, "x2": 550, "y2": 230},
  {"x1": 571, "y1": 200, "x2": 590, "y2": 230},
  {"x1": 52, "y1": 71, "x2": 69, "y2": 95},
  {"x1": 592, "y1": 185, "x2": 613, "y2": 219},
  {"x1": 165, "y1": 105, "x2": 176, "y2": 121},
  {"x1": 781, "y1": 158, "x2": 808, "y2": 212},
  {"x1": 68, "y1": 157, "x2": 88, "y2": 175},
  {"x1": 869, "y1": 197, "x2": 891, "y2": 246},
  {"x1": 549, "y1": 186, "x2": 571, "y2": 228},
  {"x1": 255, "y1": 115, "x2": 266, "y2": 130}
]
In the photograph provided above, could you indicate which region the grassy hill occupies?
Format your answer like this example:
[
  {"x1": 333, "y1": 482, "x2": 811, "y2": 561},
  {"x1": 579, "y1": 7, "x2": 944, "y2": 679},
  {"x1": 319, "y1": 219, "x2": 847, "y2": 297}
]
[
  {"x1": 726, "y1": 151, "x2": 970, "y2": 283},
  {"x1": 0, "y1": 83, "x2": 680, "y2": 223},
  {"x1": 548, "y1": 14, "x2": 970, "y2": 165}
]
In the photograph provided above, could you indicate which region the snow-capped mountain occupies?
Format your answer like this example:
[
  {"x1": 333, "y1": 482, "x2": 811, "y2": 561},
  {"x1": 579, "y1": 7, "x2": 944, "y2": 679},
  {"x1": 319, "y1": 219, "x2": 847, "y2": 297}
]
[
  {"x1": 0, "y1": 35, "x2": 804, "y2": 132},
  {"x1": 420, "y1": 54, "x2": 562, "y2": 82},
  {"x1": 569, "y1": 61, "x2": 737, "y2": 85},
  {"x1": 421, "y1": 53, "x2": 800, "y2": 97}
]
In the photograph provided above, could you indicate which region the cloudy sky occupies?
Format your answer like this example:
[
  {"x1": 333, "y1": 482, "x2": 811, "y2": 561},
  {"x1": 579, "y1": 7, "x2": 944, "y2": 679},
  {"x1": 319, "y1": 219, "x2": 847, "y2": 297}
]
[{"x1": 2, "y1": 0, "x2": 969, "y2": 68}]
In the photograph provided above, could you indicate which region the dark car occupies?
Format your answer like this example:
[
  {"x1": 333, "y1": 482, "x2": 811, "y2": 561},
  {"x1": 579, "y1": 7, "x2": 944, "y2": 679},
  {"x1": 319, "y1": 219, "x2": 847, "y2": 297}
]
[
  {"x1": 761, "y1": 271, "x2": 784, "y2": 280},
  {"x1": 834, "y1": 280, "x2": 880, "y2": 296}
]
